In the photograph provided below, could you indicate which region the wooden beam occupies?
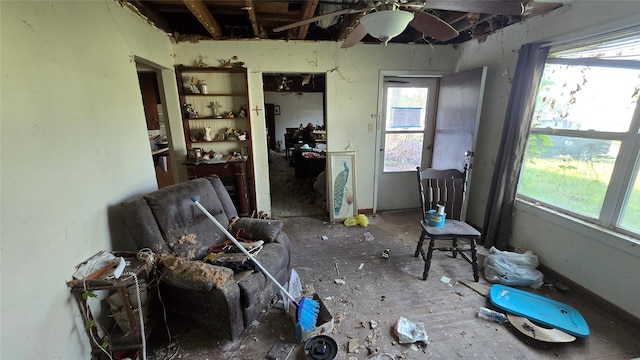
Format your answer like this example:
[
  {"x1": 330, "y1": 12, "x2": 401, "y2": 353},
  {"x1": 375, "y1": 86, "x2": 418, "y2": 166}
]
[
  {"x1": 295, "y1": 0, "x2": 319, "y2": 40},
  {"x1": 244, "y1": 0, "x2": 263, "y2": 38},
  {"x1": 183, "y1": 0, "x2": 223, "y2": 39}
]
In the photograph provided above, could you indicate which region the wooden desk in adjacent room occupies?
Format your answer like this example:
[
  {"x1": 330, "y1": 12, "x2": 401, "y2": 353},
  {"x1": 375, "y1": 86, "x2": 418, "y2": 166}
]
[
  {"x1": 295, "y1": 151, "x2": 326, "y2": 180},
  {"x1": 184, "y1": 159, "x2": 251, "y2": 216}
]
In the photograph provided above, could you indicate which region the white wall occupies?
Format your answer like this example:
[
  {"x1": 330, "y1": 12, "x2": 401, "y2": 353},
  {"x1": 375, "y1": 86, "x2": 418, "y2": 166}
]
[
  {"x1": 0, "y1": 1, "x2": 175, "y2": 359},
  {"x1": 171, "y1": 41, "x2": 459, "y2": 213},
  {"x1": 456, "y1": 1, "x2": 640, "y2": 318},
  {"x1": 264, "y1": 92, "x2": 324, "y2": 146}
]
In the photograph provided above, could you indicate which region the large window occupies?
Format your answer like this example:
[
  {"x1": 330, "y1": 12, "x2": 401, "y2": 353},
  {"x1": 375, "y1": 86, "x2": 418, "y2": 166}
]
[{"x1": 517, "y1": 36, "x2": 640, "y2": 237}]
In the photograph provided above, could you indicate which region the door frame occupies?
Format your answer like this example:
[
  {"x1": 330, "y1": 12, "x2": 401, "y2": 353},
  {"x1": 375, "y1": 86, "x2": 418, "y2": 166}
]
[
  {"x1": 134, "y1": 57, "x2": 183, "y2": 185},
  {"x1": 372, "y1": 70, "x2": 447, "y2": 213}
]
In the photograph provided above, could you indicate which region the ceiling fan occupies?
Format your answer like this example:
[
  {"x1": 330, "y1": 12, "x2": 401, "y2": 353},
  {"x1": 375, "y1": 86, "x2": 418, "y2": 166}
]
[{"x1": 273, "y1": 0, "x2": 525, "y2": 48}]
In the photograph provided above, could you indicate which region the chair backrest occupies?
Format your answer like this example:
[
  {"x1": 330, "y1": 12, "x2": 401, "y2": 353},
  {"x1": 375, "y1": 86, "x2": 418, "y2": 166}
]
[{"x1": 417, "y1": 167, "x2": 467, "y2": 222}]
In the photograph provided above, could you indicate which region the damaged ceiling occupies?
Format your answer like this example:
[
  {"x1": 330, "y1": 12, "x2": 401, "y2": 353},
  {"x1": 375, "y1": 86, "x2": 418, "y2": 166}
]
[{"x1": 121, "y1": 0, "x2": 563, "y2": 47}]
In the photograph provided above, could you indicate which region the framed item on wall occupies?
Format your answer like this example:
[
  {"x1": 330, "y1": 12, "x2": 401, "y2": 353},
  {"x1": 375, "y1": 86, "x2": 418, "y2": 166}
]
[
  {"x1": 274, "y1": 105, "x2": 281, "y2": 115},
  {"x1": 327, "y1": 151, "x2": 357, "y2": 222}
]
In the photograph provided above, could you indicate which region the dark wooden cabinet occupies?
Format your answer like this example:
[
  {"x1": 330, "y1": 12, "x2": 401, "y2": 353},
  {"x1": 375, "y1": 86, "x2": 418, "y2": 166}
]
[{"x1": 185, "y1": 159, "x2": 251, "y2": 216}]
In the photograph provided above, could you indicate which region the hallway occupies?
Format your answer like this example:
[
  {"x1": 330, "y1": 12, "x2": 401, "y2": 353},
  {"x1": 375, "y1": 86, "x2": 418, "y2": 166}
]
[{"x1": 268, "y1": 151, "x2": 326, "y2": 219}]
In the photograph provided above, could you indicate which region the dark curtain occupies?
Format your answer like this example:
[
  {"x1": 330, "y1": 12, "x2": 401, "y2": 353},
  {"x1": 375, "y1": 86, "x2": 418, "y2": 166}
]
[{"x1": 481, "y1": 43, "x2": 550, "y2": 249}]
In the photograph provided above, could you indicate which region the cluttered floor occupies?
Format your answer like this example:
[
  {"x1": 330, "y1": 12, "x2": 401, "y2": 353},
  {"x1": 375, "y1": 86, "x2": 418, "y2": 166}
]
[{"x1": 144, "y1": 153, "x2": 640, "y2": 360}]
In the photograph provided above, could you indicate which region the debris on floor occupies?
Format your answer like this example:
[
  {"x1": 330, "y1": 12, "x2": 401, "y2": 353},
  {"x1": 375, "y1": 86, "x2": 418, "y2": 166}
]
[
  {"x1": 381, "y1": 248, "x2": 390, "y2": 259},
  {"x1": 347, "y1": 338, "x2": 359, "y2": 353},
  {"x1": 477, "y1": 307, "x2": 508, "y2": 324},
  {"x1": 460, "y1": 279, "x2": 491, "y2": 296},
  {"x1": 266, "y1": 340, "x2": 295, "y2": 360},
  {"x1": 484, "y1": 246, "x2": 544, "y2": 288},
  {"x1": 440, "y1": 276, "x2": 456, "y2": 286},
  {"x1": 394, "y1": 317, "x2": 428, "y2": 344}
]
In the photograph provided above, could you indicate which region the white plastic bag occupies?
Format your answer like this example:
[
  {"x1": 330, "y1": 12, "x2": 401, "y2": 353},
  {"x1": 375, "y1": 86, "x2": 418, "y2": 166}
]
[
  {"x1": 483, "y1": 247, "x2": 544, "y2": 288},
  {"x1": 394, "y1": 317, "x2": 428, "y2": 344}
]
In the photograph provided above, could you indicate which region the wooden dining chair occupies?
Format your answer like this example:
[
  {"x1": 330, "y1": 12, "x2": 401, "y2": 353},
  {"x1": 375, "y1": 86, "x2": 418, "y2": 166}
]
[{"x1": 415, "y1": 167, "x2": 480, "y2": 281}]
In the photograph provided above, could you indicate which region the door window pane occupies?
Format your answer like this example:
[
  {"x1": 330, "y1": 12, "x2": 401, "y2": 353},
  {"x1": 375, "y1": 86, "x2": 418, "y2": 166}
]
[
  {"x1": 383, "y1": 133, "x2": 424, "y2": 172},
  {"x1": 385, "y1": 87, "x2": 428, "y2": 131}
]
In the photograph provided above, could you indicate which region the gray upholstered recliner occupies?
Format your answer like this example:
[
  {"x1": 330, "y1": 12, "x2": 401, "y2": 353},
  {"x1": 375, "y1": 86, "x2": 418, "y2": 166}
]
[{"x1": 121, "y1": 175, "x2": 291, "y2": 340}]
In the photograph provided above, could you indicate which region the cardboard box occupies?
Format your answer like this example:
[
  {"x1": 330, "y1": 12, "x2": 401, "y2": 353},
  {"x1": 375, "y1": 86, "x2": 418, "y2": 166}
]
[{"x1": 289, "y1": 293, "x2": 333, "y2": 342}]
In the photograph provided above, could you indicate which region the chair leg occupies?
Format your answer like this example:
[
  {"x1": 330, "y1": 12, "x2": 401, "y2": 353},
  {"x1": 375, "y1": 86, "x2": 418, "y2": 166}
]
[
  {"x1": 415, "y1": 229, "x2": 427, "y2": 258},
  {"x1": 471, "y1": 238, "x2": 479, "y2": 282},
  {"x1": 423, "y1": 238, "x2": 435, "y2": 280}
]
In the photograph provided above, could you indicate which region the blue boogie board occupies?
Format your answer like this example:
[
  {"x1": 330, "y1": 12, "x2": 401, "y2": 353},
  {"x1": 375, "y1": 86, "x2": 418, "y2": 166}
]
[{"x1": 490, "y1": 284, "x2": 589, "y2": 338}]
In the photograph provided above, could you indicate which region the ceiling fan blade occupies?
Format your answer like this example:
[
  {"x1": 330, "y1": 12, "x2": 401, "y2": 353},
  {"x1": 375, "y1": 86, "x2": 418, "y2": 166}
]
[
  {"x1": 422, "y1": 1, "x2": 524, "y2": 16},
  {"x1": 409, "y1": 11, "x2": 459, "y2": 41},
  {"x1": 273, "y1": 8, "x2": 359, "y2": 33},
  {"x1": 341, "y1": 23, "x2": 368, "y2": 48}
]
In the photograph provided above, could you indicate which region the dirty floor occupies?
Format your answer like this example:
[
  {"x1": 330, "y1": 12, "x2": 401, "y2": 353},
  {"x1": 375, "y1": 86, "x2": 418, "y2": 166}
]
[{"x1": 144, "y1": 153, "x2": 640, "y2": 360}]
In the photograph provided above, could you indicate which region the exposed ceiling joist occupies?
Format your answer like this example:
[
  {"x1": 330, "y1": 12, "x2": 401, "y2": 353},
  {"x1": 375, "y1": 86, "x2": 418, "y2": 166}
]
[
  {"x1": 244, "y1": 0, "x2": 263, "y2": 38},
  {"x1": 184, "y1": 0, "x2": 223, "y2": 39},
  {"x1": 296, "y1": 0, "x2": 320, "y2": 39}
]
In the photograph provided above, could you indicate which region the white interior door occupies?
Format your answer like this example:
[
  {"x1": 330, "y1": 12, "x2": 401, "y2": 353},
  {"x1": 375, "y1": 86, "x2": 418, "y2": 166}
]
[{"x1": 376, "y1": 77, "x2": 438, "y2": 211}]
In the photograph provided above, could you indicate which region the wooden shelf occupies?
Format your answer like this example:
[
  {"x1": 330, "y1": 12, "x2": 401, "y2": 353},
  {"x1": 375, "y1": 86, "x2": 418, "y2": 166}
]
[
  {"x1": 186, "y1": 116, "x2": 247, "y2": 120},
  {"x1": 191, "y1": 139, "x2": 249, "y2": 143},
  {"x1": 184, "y1": 93, "x2": 247, "y2": 97},
  {"x1": 175, "y1": 64, "x2": 255, "y2": 214}
]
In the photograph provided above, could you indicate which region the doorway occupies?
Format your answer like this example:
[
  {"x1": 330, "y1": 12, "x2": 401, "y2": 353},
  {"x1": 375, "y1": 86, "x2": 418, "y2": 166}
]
[
  {"x1": 263, "y1": 73, "x2": 327, "y2": 218},
  {"x1": 376, "y1": 76, "x2": 438, "y2": 211},
  {"x1": 374, "y1": 68, "x2": 487, "y2": 214},
  {"x1": 136, "y1": 62, "x2": 174, "y2": 188}
]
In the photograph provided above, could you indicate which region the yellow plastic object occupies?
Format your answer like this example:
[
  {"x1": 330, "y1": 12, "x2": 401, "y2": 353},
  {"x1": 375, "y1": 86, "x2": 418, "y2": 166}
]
[
  {"x1": 344, "y1": 216, "x2": 358, "y2": 226},
  {"x1": 356, "y1": 214, "x2": 369, "y2": 227},
  {"x1": 344, "y1": 214, "x2": 369, "y2": 227}
]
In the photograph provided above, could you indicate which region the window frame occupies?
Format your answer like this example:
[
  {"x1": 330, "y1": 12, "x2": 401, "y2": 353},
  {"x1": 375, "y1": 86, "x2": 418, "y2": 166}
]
[{"x1": 516, "y1": 52, "x2": 640, "y2": 238}]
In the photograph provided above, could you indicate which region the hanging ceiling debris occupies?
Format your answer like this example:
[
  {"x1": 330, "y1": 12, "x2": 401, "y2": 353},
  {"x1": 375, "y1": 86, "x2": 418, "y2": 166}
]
[{"x1": 120, "y1": 0, "x2": 563, "y2": 46}]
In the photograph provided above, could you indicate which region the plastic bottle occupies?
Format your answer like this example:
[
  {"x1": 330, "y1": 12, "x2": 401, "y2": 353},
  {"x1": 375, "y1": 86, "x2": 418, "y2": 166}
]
[{"x1": 477, "y1": 307, "x2": 508, "y2": 324}]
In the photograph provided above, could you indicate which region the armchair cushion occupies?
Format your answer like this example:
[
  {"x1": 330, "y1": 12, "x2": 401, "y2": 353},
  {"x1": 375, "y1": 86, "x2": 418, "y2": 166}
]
[
  {"x1": 160, "y1": 256, "x2": 234, "y2": 292},
  {"x1": 230, "y1": 218, "x2": 283, "y2": 243}
]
